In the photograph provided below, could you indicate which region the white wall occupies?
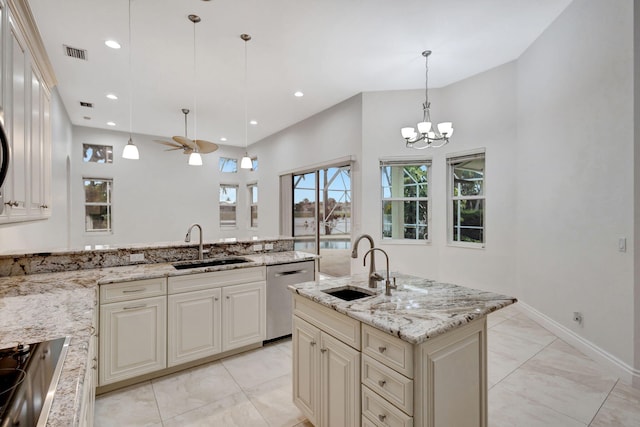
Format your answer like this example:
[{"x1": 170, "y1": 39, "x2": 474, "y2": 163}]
[
  {"x1": 634, "y1": 0, "x2": 640, "y2": 385},
  {"x1": 358, "y1": 61, "x2": 518, "y2": 296},
  {"x1": 516, "y1": 0, "x2": 634, "y2": 367},
  {"x1": 0, "y1": 88, "x2": 72, "y2": 253},
  {"x1": 70, "y1": 126, "x2": 248, "y2": 248}
]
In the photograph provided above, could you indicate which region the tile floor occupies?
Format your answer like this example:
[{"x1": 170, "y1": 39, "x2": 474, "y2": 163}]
[{"x1": 94, "y1": 304, "x2": 640, "y2": 427}]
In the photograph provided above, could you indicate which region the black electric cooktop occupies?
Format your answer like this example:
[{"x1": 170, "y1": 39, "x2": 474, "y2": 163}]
[{"x1": 0, "y1": 337, "x2": 69, "y2": 427}]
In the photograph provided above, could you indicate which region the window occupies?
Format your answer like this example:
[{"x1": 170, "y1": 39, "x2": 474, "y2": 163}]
[
  {"x1": 84, "y1": 178, "x2": 112, "y2": 232},
  {"x1": 251, "y1": 157, "x2": 258, "y2": 171},
  {"x1": 448, "y1": 152, "x2": 485, "y2": 246},
  {"x1": 83, "y1": 144, "x2": 113, "y2": 163},
  {"x1": 219, "y1": 157, "x2": 238, "y2": 173},
  {"x1": 248, "y1": 184, "x2": 258, "y2": 228},
  {"x1": 381, "y1": 160, "x2": 430, "y2": 240},
  {"x1": 219, "y1": 184, "x2": 238, "y2": 227}
]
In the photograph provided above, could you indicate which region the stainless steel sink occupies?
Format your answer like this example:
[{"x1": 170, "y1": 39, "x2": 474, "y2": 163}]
[
  {"x1": 323, "y1": 286, "x2": 376, "y2": 301},
  {"x1": 172, "y1": 257, "x2": 252, "y2": 270}
]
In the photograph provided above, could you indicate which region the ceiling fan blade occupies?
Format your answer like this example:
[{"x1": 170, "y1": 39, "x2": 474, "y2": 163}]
[
  {"x1": 154, "y1": 139, "x2": 182, "y2": 149},
  {"x1": 194, "y1": 140, "x2": 219, "y2": 154},
  {"x1": 172, "y1": 135, "x2": 196, "y2": 149},
  {"x1": 164, "y1": 147, "x2": 184, "y2": 151}
]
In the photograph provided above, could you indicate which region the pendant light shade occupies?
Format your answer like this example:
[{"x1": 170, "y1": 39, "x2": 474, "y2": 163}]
[
  {"x1": 188, "y1": 152, "x2": 203, "y2": 166},
  {"x1": 240, "y1": 154, "x2": 252, "y2": 169},
  {"x1": 122, "y1": 137, "x2": 139, "y2": 159}
]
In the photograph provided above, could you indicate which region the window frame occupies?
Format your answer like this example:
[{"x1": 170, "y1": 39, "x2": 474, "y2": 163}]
[
  {"x1": 218, "y1": 157, "x2": 238, "y2": 173},
  {"x1": 447, "y1": 150, "x2": 486, "y2": 248},
  {"x1": 219, "y1": 183, "x2": 238, "y2": 228},
  {"x1": 247, "y1": 182, "x2": 258, "y2": 229},
  {"x1": 83, "y1": 177, "x2": 113, "y2": 234},
  {"x1": 379, "y1": 158, "x2": 432, "y2": 243}
]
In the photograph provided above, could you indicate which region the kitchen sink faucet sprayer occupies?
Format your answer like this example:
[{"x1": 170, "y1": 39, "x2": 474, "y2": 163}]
[
  {"x1": 351, "y1": 234, "x2": 383, "y2": 288},
  {"x1": 185, "y1": 223, "x2": 208, "y2": 260},
  {"x1": 363, "y1": 248, "x2": 397, "y2": 296}
]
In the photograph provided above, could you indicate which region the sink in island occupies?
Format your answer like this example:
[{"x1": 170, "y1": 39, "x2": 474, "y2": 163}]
[{"x1": 289, "y1": 273, "x2": 516, "y2": 427}]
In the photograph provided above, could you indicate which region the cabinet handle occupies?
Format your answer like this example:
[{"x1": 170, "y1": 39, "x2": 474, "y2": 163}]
[
  {"x1": 320, "y1": 348, "x2": 327, "y2": 353},
  {"x1": 378, "y1": 346, "x2": 387, "y2": 353},
  {"x1": 226, "y1": 296, "x2": 230, "y2": 299},
  {"x1": 274, "y1": 270, "x2": 307, "y2": 277},
  {"x1": 122, "y1": 288, "x2": 145, "y2": 293},
  {"x1": 378, "y1": 414, "x2": 387, "y2": 422},
  {"x1": 4, "y1": 201, "x2": 17, "y2": 207},
  {"x1": 40, "y1": 204, "x2": 48, "y2": 209},
  {"x1": 123, "y1": 304, "x2": 146, "y2": 310},
  {"x1": 310, "y1": 340, "x2": 316, "y2": 346},
  {"x1": 90, "y1": 326, "x2": 96, "y2": 335},
  {"x1": 378, "y1": 379, "x2": 386, "y2": 387},
  {"x1": 214, "y1": 297, "x2": 219, "y2": 301}
]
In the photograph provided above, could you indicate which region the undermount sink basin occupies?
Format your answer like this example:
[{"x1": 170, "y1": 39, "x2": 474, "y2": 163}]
[
  {"x1": 172, "y1": 257, "x2": 252, "y2": 270},
  {"x1": 323, "y1": 286, "x2": 376, "y2": 301}
]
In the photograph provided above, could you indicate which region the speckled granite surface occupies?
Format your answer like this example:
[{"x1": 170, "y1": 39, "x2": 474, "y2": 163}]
[
  {"x1": 289, "y1": 273, "x2": 517, "y2": 344},
  {"x1": 0, "y1": 250, "x2": 316, "y2": 426}
]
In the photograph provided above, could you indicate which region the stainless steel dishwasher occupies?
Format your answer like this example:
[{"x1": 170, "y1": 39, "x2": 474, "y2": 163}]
[{"x1": 266, "y1": 260, "x2": 315, "y2": 341}]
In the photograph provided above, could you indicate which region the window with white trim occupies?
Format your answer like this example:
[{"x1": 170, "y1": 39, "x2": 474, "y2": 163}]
[
  {"x1": 380, "y1": 160, "x2": 431, "y2": 241},
  {"x1": 219, "y1": 184, "x2": 238, "y2": 227},
  {"x1": 448, "y1": 152, "x2": 485, "y2": 246},
  {"x1": 84, "y1": 178, "x2": 112, "y2": 232},
  {"x1": 248, "y1": 183, "x2": 258, "y2": 228}
]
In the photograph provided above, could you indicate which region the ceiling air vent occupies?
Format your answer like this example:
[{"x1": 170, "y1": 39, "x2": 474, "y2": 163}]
[
  {"x1": 63, "y1": 45, "x2": 87, "y2": 60},
  {"x1": 80, "y1": 101, "x2": 93, "y2": 108}
]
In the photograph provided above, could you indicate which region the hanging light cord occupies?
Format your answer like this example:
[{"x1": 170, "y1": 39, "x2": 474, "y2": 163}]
[
  {"x1": 422, "y1": 51, "x2": 430, "y2": 119},
  {"x1": 128, "y1": 0, "x2": 132, "y2": 140},
  {"x1": 192, "y1": 18, "x2": 198, "y2": 148},
  {"x1": 244, "y1": 37, "x2": 248, "y2": 151}
]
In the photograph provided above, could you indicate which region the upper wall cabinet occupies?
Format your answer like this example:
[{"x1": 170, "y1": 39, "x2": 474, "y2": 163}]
[{"x1": 0, "y1": 0, "x2": 55, "y2": 224}]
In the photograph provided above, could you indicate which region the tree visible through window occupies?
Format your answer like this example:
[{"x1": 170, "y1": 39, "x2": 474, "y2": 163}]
[
  {"x1": 248, "y1": 184, "x2": 258, "y2": 228},
  {"x1": 448, "y1": 153, "x2": 485, "y2": 245},
  {"x1": 84, "y1": 178, "x2": 112, "y2": 232},
  {"x1": 219, "y1": 184, "x2": 238, "y2": 227},
  {"x1": 380, "y1": 160, "x2": 430, "y2": 240}
]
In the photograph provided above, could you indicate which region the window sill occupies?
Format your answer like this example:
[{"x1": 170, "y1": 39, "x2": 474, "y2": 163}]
[
  {"x1": 447, "y1": 242, "x2": 485, "y2": 250},
  {"x1": 380, "y1": 239, "x2": 431, "y2": 246}
]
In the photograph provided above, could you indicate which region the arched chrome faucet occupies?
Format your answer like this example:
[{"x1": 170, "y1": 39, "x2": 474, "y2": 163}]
[
  {"x1": 351, "y1": 234, "x2": 383, "y2": 288},
  {"x1": 363, "y1": 247, "x2": 397, "y2": 296},
  {"x1": 185, "y1": 223, "x2": 208, "y2": 260}
]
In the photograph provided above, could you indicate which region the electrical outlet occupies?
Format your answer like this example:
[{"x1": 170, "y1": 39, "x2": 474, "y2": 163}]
[
  {"x1": 573, "y1": 311, "x2": 583, "y2": 324},
  {"x1": 618, "y1": 237, "x2": 627, "y2": 252},
  {"x1": 253, "y1": 244, "x2": 263, "y2": 251},
  {"x1": 265, "y1": 243, "x2": 274, "y2": 251},
  {"x1": 130, "y1": 253, "x2": 144, "y2": 262}
]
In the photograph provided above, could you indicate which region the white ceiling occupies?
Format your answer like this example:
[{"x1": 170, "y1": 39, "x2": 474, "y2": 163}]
[{"x1": 27, "y1": 0, "x2": 572, "y2": 147}]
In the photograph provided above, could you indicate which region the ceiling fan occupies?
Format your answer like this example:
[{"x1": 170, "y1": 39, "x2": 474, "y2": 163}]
[{"x1": 153, "y1": 108, "x2": 219, "y2": 155}]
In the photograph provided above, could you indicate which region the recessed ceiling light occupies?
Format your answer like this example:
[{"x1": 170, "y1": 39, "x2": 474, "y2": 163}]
[
  {"x1": 294, "y1": 91, "x2": 304, "y2": 97},
  {"x1": 106, "y1": 121, "x2": 116, "y2": 126},
  {"x1": 105, "y1": 40, "x2": 121, "y2": 49},
  {"x1": 249, "y1": 120, "x2": 258, "y2": 125},
  {"x1": 106, "y1": 93, "x2": 118, "y2": 100},
  {"x1": 220, "y1": 137, "x2": 227, "y2": 142}
]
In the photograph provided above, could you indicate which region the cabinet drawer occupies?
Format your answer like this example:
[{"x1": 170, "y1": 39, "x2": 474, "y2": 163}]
[
  {"x1": 362, "y1": 324, "x2": 413, "y2": 378},
  {"x1": 168, "y1": 266, "x2": 266, "y2": 294},
  {"x1": 362, "y1": 385, "x2": 413, "y2": 427},
  {"x1": 293, "y1": 294, "x2": 360, "y2": 350},
  {"x1": 100, "y1": 277, "x2": 167, "y2": 303},
  {"x1": 362, "y1": 355, "x2": 413, "y2": 415}
]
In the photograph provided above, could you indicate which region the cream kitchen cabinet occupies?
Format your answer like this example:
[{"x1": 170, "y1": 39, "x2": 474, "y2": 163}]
[
  {"x1": 99, "y1": 277, "x2": 167, "y2": 386},
  {"x1": 0, "y1": 0, "x2": 53, "y2": 223},
  {"x1": 293, "y1": 295, "x2": 360, "y2": 427},
  {"x1": 167, "y1": 266, "x2": 266, "y2": 366}
]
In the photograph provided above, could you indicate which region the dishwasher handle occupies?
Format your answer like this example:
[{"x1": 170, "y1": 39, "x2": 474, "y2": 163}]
[{"x1": 274, "y1": 269, "x2": 309, "y2": 277}]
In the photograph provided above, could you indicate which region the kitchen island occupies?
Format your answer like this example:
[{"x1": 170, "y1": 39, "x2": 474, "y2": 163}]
[{"x1": 289, "y1": 273, "x2": 516, "y2": 427}]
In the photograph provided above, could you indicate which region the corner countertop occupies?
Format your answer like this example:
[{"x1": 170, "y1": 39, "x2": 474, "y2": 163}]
[
  {"x1": 0, "y1": 250, "x2": 316, "y2": 426},
  {"x1": 288, "y1": 273, "x2": 517, "y2": 345}
]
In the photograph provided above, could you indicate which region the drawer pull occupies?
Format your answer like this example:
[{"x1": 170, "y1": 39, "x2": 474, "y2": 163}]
[
  {"x1": 320, "y1": 348, "x2": 327, "y2": 353},
  {"x1": 123, "y1": 304, "x2": 146, "y2": 310},
  {"x1": 214, "y1": 297, "x2": 219, "y2": 301},
  {"x1": 122, "y1": 288, "x2": 145, "y2": 293},
  {"x1": 378, "y1": 379, "x2": 386, "y2": 387},
  {"x1": 378, "y1": 346, "x2": 387, "y2": 353},
  {"x1": 378, "y1": 414, "x2": 387, "y2": 422},
  {"x1": 310, "y1": 340, "x2": 316, "y2": 346},
  {"x1": 275, "y1": 269, "x2": 307, "y2": 277}
]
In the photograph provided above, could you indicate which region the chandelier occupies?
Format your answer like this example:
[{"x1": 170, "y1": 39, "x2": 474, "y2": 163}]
[{"x1": 401, "y1": 50, "x2": 453, "y2": 149}]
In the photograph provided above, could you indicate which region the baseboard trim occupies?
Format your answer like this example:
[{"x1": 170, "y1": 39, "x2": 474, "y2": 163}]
[{"x1": 516, "y1": 301, "x2": 640, "y2": 385}]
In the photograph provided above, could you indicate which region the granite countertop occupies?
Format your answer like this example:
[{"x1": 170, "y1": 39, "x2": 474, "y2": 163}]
[
  {"x1": 0, "y1": 250, "x2": 316, "y2": 426},
  {"x1": 288, "y1": 273, "x2": 517, "y2": 345}
]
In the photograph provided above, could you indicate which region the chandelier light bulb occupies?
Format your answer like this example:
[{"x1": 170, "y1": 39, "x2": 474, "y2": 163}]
[{"x1": 188, "y1": 151, "x2": 203, "y2": 166}]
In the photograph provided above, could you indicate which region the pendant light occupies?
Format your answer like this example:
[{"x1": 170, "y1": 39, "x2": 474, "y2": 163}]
[
  {"x1": 122, "y1": 0, "x2": 139, "y2": 159},
  {"x1": 240, "y1": 33, "x2": 252, "y2": 170},
  {"x1": 187, "y1": 14, "x2": 203, "y2": 166}
]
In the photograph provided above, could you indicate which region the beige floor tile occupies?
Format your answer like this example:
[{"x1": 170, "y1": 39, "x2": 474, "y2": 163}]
[
  {"x1": 610, "y1": 380, "x2": 640, "y2": 405},
  {"x1": 162, "y1": 392, "x2": 269, "y2": 427},
  {"x1": 151, "y1": 361, "x2": 242, "y2": 420},
  {"x1": 590, "y1": 381, "x2": 640, "y2": 426},
  {"x1": 223, "y1": 343, "x2": 294, "y2": 389},
  {"x1": 94, "y1": 381, "x2": 162, "y2": 427},
  {"x1": 498, "y1": 340, "x2": 617, "y2": 424},
  {"x1": 487, "y1": 307, "x2": 515, "y2": 328},
  {"x1": 245, "y1": 373, "x2": 306, "y2": 427},
  {"x1": 491, "y1": 313, "x2": 557, "y2": 347}
]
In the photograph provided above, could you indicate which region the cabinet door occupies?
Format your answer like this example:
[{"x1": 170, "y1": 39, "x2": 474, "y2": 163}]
[
  {"x1": 168, "y1": 288, "x2": 222, "y2": 367},
  {"x1": 222, "y1": 281, "x2": 266, "y2": 351},
  {"x1": 292, "y1": 316, "x2": 321, "y2": 426},
  {"x1": 320, "y1": 332, "x2": 360, "y2": 427},
  {"x1": 99, "y1": 295, "x2": 167, "y2": 385}
]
